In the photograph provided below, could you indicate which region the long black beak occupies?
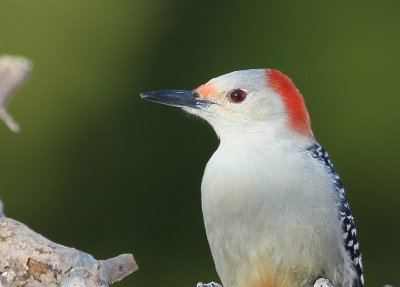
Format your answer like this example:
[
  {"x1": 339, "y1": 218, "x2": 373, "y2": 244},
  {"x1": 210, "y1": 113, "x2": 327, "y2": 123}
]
[{"x1": 140, "y1": 90, "x2": 211, "y2": 109}]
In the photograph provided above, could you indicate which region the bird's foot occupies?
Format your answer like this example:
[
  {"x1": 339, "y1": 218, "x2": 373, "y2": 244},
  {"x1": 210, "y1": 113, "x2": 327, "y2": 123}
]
[
  {"x1": 197, "y1": 282, "x2": 222, "y2": 287},
  {"x1": 314, "y1": 278, "x2": 334, "y2": 287}
]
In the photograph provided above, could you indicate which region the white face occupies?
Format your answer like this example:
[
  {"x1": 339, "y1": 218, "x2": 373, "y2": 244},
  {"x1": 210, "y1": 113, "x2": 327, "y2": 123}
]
[
  {"x1": 141, "y1": 69, "x2": 312, "y2": 139},
  {"x1": 187, "y1": 69, "x2": 286, "y2": 130}
]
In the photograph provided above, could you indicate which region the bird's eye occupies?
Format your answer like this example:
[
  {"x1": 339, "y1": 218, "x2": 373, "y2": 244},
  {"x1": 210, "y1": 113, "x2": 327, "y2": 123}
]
[{"x1": 228, "y1": 89, "x2": 247, "y2": 103}]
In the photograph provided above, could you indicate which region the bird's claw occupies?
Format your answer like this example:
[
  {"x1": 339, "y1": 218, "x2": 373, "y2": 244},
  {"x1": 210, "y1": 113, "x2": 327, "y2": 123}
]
[
  {"x1": 314, "y1": 278, "x2": 334, "y2": 287},
  {"x1": 197, "y1": 282, "x2": 222, "y2": 287}
]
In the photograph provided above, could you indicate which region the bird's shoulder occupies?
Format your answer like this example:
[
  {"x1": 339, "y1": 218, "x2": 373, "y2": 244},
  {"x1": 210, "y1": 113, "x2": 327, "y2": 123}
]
[{"x1": 306, "y1": 143, "x2": 364, "y2": 287}]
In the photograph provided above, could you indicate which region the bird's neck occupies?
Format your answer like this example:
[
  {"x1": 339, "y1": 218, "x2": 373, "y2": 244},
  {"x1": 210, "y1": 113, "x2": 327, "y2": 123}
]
[{"x1": 214, "y1": 121, "x2": 314, "y2": 154}]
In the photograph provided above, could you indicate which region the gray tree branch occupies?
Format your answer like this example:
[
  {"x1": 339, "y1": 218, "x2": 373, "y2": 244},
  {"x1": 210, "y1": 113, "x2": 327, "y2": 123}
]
[
  {"x1": 0, "y1": 202, "x2": 137, "y2": 287},
  {"x1": 0, "y1": 55, "x2": 138, "y2": 287}
]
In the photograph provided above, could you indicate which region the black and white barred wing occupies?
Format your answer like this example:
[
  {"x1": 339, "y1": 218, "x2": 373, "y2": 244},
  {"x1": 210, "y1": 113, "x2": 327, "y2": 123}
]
[{"x1": 307, "y1": 143, "x2": 364, "y2": 287}]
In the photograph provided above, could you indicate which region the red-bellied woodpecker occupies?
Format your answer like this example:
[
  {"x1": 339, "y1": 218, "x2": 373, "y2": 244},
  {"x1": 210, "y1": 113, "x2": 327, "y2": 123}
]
[{"x1": 141, "y1": 69, "x2": 364, "y2": 287}]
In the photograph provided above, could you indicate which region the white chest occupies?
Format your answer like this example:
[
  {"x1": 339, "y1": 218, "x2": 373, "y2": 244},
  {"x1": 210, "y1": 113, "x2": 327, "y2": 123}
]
[{"x1": 200, "y1": 144, "x2": 348, "y2": 287}]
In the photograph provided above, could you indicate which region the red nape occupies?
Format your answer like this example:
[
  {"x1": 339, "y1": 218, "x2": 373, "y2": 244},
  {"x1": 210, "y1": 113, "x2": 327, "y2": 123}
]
[{"x1": 266, "y1": 69, "x2": 313, "y2": 138}]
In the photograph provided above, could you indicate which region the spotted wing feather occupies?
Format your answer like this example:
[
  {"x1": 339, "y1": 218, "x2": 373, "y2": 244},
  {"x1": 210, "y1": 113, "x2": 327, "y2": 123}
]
[{"x1": 307, "y1": 143, "x2": 364, "y2": 287}]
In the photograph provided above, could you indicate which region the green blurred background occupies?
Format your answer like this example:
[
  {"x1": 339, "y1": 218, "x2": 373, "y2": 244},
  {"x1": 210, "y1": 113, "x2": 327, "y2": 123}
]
[{"x1": 1, "y1": 1, "x2": 399, "y2": 286}]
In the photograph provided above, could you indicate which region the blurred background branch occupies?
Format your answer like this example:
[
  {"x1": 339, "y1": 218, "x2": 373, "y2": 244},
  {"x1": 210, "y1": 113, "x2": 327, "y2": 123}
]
[
  {"x1": 0, "y1": 55, "x2": 31, "y2": 132},
  {"x1": 0, "y1": 55, "x2": 137, "y2": 286}
]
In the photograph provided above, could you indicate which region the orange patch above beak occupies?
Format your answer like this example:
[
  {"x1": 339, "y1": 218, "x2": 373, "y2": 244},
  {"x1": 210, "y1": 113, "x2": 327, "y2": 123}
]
[{"x1": 195, "y1": 83, "x2": 218, "y2": 100}]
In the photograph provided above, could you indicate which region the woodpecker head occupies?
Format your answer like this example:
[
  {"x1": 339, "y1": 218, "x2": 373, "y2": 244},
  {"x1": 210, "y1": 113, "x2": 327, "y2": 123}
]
[{"x1": 141, "y1": 69, "x2": 314, "y2": 141}]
